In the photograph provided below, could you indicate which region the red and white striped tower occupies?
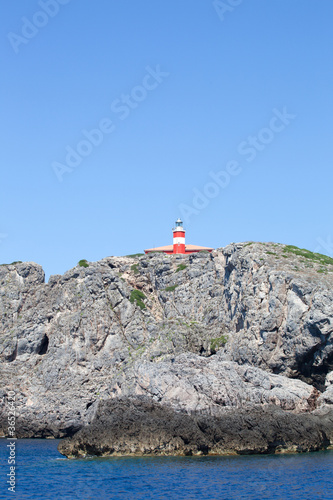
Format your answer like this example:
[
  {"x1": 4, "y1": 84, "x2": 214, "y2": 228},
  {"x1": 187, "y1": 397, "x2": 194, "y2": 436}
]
[{"x1": 173, "y1": 218, "x2": 185, "y2": 254}]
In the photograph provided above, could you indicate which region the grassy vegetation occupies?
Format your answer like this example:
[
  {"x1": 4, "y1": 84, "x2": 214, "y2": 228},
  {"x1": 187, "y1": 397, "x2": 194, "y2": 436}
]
[
  {"x1": 176, "y1": 264, "x2": 187, "y2": 273},
  {"x1": 165, "y1": 284, "x2": 178, "y2": 292},
  {"x1": 0, "y1": 261, "x2": 23, "y2": 266},
  {"x1": 130, "y1": 289, "x2": 146, "y2": 309},
  {"x1": 181, "y1": 319, "x2": 198, "y2": 327},
  {"x1": 283, "y1": 245, "x2": 333, "y2": 266},
  {"x1": 131, "y1": 264, "x2": 139, "y2": 274},
  {"x1": 210, "y1": 335, "x2": 228, "y2": 353},
  {"x1": 126, "y1": 253, "x2": 144, "y2": 258},
  {"x1": 243, "y1": 242, "x2": 254, "y2": 247},
  {"x1": 266, "y1": 251, "x2": 277, "y2": 256},
  {"x1": 78, "y1": 259, "x2": 89, "y2": 268}
]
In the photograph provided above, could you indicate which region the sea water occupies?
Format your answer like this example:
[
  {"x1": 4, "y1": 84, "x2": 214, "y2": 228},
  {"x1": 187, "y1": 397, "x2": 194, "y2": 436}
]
[{"x1": 1, "y1": 439, "x2": 333, "y2": 499}]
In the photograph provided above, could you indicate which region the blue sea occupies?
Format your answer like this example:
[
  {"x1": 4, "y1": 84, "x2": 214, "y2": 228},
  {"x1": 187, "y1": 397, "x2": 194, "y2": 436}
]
[{"x1": 1, "y1": 439, "x2": 333, "y2": 499}]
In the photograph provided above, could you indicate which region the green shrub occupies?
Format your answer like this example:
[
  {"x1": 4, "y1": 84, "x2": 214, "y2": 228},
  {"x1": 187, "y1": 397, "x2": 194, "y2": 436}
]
[
  {"x1": 210, "y1": 335, "x2": 228, "y2": 353},
  {"x1": 130, "y1": 289, "x2": 146, "y2": 309},
  {"x1": 0, "y1": 261, "x2": 23, "y2": 266},
  {"x1": 78, "y1": 259, "x2": 89, "y2": 268},
  {"x1": 131, "y1": 264, "x2": 139, "y2": 274},
  {"x1": 126, "y1": 253, "x2": 144, "y2": 258},
  {"x1": 176, "y1": 264, "x2": 187, "y2": 273},
  {"x1": 165, "y1": 284, "x2": 178, "y2": 292},
  {"x1": 283, "y1": 245, "x2": 333, "y2": 265},
  {"x1": 266, "y1": 251, "x2": 277, "y2": 256}
]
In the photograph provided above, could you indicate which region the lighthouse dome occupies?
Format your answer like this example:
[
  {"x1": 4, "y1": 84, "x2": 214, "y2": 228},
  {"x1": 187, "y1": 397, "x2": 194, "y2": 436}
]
[{"x1": 174, "y1": 218, "x2": 184, "y2": 230}]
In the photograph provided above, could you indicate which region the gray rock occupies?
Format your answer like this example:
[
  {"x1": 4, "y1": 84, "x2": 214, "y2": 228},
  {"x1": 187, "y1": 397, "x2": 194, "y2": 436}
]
[
  {"x1": 58, "y1": 397, "x2": 333, "y2": 458},
  {"x1": 1, "y1": 244, "x2": 333, "y2": 450}
]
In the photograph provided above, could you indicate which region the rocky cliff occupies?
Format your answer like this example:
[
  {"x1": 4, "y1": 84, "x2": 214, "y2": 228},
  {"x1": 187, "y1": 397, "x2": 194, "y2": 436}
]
[{"x1": 1, "y1": 242, "x2": 333, "y2": 456}]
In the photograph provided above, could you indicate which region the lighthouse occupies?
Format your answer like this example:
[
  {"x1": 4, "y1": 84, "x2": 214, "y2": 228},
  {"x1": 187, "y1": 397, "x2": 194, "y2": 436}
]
[
  {"x1": 173, "y1": 218, "x2": 186, "y2": 254},
  {"x1": 144, "y1": 219, "x2": 213, "y2": 255}
]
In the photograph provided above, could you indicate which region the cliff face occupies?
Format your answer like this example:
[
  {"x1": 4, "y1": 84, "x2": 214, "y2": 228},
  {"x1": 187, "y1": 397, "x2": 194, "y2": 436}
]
[{"x1": 1, "y1": 242, "x2": 333, "y2": 452}]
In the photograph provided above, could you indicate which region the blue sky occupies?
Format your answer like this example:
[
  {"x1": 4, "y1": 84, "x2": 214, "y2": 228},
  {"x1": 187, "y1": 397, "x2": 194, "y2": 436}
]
[{"x1": 1, "y1": 0, "x2": 332, "y2": 279}]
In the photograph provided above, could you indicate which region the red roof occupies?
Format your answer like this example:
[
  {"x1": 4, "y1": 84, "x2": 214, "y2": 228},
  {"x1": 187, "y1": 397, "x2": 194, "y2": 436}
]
[
  {"x1": 144, "y1": 244, "x2": 213, "y2": 253},
  {"x1": 144, "y1": 245, "x2": 174, "y2": 252},
  {"x1": 185, "y1": 244, "x2": 213, "y2": 251}
]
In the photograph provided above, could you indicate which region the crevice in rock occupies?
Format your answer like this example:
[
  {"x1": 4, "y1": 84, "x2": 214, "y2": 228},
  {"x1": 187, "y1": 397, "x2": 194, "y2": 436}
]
[
  {"x1": 320, "y1": 430, "x2": 330, "y2": 449},
  {"x1": 308, "y1": 324, "x2": 322, "y2": 338},
  {"x1": 266, "y1": 440, "x2": 287, "y2": 454},
  {"x1": 96, "y1": 332, "x2": 109, "y2": 352},
  {"x1": 292, "y1": 345, "x2": 333, "y2": 391},
  {"x1": 224, "y1": 262, "x2": 234, "y2": 283},
  {"x1": 37, "y1": 334, "x2": 49, "y2": 355},
  {"x1": 236, "y1": 315, "x2": 244, "y2": 333},
  {"x1": 17, "y1": 294, "x2": 28, "y2": 314},
  {"x1": 6, "y1": 342, "x2": 17, "y2": 362}
]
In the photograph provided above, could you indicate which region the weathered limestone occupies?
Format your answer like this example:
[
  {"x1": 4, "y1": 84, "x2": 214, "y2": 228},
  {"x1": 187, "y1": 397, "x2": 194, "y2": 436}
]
[{"x1": 1, "y1": 243, "x2": 333, "y2": 454}]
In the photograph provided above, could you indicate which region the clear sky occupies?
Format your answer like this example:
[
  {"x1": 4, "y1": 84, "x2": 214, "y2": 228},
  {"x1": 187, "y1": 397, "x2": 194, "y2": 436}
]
[{"x1": 1, "y1": 0, "x2": 333, "y2": 280}]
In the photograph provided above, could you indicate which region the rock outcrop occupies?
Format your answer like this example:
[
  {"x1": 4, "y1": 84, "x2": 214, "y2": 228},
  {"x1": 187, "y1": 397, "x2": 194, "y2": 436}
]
[
  {"x1": 58, "y1": 397, "x2": 333, "y2": 458},
  {"x1": 1, "y1": 242, "x2": 333, "y2": 455}
]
